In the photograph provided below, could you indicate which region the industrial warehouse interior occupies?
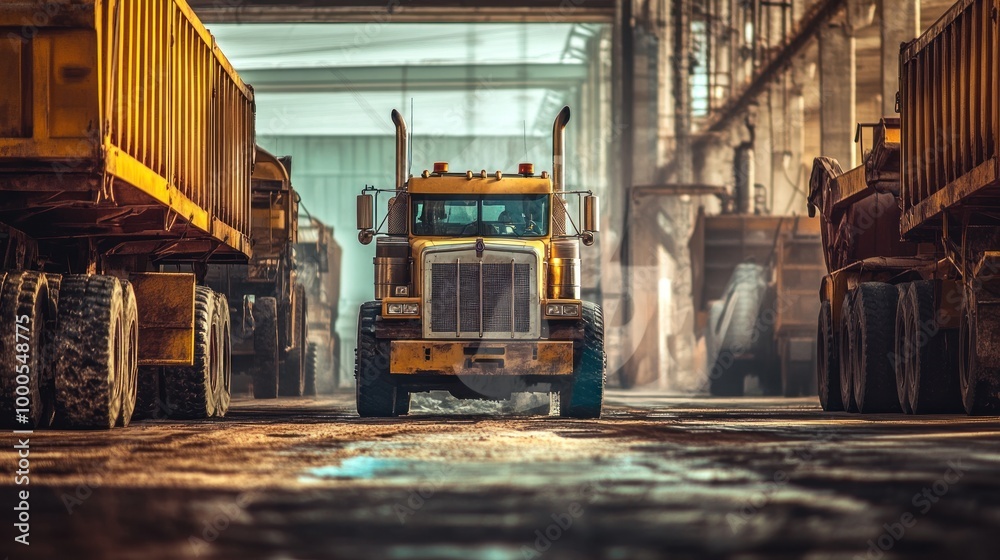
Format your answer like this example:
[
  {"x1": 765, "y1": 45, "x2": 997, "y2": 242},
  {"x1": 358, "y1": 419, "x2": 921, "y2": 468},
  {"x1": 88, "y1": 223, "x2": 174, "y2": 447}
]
[{"x1": 2, "y1": 0, "x2": 999, "y2": 558}]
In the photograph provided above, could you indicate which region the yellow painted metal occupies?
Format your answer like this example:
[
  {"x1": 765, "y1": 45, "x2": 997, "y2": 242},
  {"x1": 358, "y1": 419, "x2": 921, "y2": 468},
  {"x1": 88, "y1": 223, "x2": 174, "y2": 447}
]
[
  {"x1": 390, "y1": 340, "x2": 574, "y2": 375},
  {"x1": 0, "y1": 0, "x2": 254, "y2": 257},
  {"x1": 131, "y1": 272, "x2": 195, "y2": 366},
  {"x1": 408, "y1": 175, "x2": 553, "y2": 195}
]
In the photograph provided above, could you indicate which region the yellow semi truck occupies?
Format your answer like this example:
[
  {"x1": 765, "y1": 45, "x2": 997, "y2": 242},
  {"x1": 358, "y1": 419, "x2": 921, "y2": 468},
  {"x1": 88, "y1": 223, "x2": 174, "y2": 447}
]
[
  {"x1": 0, "y1": 0, "x2": 254, "y2": 428},
  {"x1": 354, "y1": 107, "x2": 605, "y2": 418}
]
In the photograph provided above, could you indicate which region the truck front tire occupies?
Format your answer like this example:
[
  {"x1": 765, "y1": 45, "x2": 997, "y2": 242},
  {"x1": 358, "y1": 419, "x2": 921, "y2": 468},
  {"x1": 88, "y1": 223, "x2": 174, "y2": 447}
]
[
  {"x1": 560, "y1": 302, "x2": 605, "y2": 419},
  {"x1": 355, "y1": 302, "x2": 396, "y2": 417}
]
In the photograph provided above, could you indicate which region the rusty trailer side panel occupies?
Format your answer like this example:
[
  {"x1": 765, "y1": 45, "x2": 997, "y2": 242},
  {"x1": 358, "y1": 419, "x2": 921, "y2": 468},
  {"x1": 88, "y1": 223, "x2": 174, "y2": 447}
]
[
  {"x1": 899, "y1": 0, "x2": 1000, "y2": 236},
  {"x1": 0, "y1": 0, "x2": 254, "y2": 258}
]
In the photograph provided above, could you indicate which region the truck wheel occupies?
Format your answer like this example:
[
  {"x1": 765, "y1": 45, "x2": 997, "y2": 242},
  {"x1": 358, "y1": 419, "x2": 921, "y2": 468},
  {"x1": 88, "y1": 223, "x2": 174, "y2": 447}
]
[
  {"x1": 118, "y1": 280, "x2": 139, "y2": 427},
  {"x1": 355, "y1": 301, "x2": 396, "y2": 417},
  {"x1": 852, "y1": 282, "x2": 902, "y2": 413},
  {"x1": 214, "y1": 293, "x2": 232, "y2": 417},
  {"x1": 959, "y1": 288, "x2": 1000, "y2": 415},
  {"x1": 839, "y1": 291, "x2": 857, "y2": 412},
  {"x1": 134, "y1": 367, "x2": 163, "y2": 419},
  {"x1": 894, "y1": 283, "x2": 914, "y2": 414},
  {"x1": 817, "y1": 300, "x2": 842, "y2": 411},
  {"x1": 560, "y1": 302, "x2": 605, "y2": 419},
  {"x1": 53, "y1": 275, "x2": 124, "y2": 429},
  {"x1": 279, "y1": 285, "x2": 307, "y2": 397},
  {"x1": 709, "y1": 360, "x2": 747, "y2": 396},
  {"x1": 305, "y1": 341, "x2": 318, "y2": 396},
  {"x1": 163, "y1": 286, "x2": 217, "y2": 419},
  {"x1": 903, "y1": 282, "x2": 962, "y2": 414},
  {"x1": 0, "y1": 272, "x2": 54, "y2": 429},
  {"x1": 395, "y1": 389, "x2": 411, "y2": 416},
  {"x1": 40, "y1": 273, "x2": 61, "y2": 427},
  {"x1": 253, "y1": 297, "x2": 280, "y2": 399}
]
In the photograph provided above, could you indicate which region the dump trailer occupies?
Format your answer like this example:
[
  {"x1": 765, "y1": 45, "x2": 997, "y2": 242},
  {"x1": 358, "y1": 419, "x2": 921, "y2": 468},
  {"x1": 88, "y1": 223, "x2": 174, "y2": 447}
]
[
  {"x1": 0, "y1": 0, "x2": 254, "y2": 429},
  {"x1": 693, "y1": 212, "x2": 825, "y2": 397},
  {"x1": 809, "y1": 0, "x2": 1000, "y2": 416},
  {"x1": 297, "y1": 220, "x2": 342, "y2": 394},
  {"x1": 206, "y1": 149, "x2": 308, "y2": 398},
  {"x1": 353, "y1": 107, "x2": 605, "y2": 418}
]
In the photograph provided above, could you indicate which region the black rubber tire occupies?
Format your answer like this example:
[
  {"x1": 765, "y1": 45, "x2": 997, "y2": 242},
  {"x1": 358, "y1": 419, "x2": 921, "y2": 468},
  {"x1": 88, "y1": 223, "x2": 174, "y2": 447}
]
[
  {"x1": 118, "y1": 280, "x2": 139, "y2": 427},
  {"x1": 709, "y1": 359, "x2": 747, "y2": 397},
  {"x1": 253, "y1": 297, "x2": 280, "y2": 399},
  {"x1": 39, "y1": 273, "x2": 62, "y2": 427},
  {"x1": 163, "y1": 286, "x2": 217, "y2": 419},
  {"x1": 304, "y1": 341, "x2": 318, "y2": 396},
  {"x1": 0, "y1": 271, "x2": 54, "y2": 429},
  {"x1": 839, "y1": 291, "x2": 857, "y2": 412},
  {"x1": 817, "y1": 300, "x2": 842, "y2": 411},
  {"x1": 894, "y1": 283, "x2": 914, "y2": 414},
  {"x1": 560, "y1": 302, "x2": 605, "y2": 419},
  {"x1": 53, "y1": 275, "x2": 124, "y2": 429},
  {"x1": 959, "y1": 287, "x2": 1000, "y2": 415},
  {"x1": 904, "y1": 281, "x2": 962, "y2": 414},
  {"x1": 214, "y1": 293, "x2": 232, "y2": 417},
  {"x1": 852, "y1": 282, "x2": 902, "y2": 413},
  {"x1": 394, "y1": 389, "x2": 411, "y2": 416},
  {"x1": 134, "y1": 366, "x2": 163, "y2": 420},
  {"x1": 279, "y1": 285, "x2": 307, "y2": 396},
  {"x1": 355, "y1": 301, "x2": 396, "y2": 417}
]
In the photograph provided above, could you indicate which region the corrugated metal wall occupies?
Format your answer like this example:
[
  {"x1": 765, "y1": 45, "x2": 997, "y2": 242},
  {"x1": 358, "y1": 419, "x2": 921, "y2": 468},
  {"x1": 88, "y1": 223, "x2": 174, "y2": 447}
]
[{"x1": 257, "y1": 134, "x2": 555, "y2": 384}]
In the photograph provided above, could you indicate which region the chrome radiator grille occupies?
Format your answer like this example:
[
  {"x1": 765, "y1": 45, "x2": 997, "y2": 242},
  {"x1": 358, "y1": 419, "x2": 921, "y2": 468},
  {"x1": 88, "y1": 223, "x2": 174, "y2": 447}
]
[{"x1": 425, "y1": 248, "x2": 537, "y2": 339}]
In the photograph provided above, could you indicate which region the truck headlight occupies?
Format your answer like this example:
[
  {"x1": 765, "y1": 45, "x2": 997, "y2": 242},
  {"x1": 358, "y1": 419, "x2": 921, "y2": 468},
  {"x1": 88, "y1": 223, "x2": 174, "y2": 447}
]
[
  {"x1": 387, "y1": 303, "x2": 419, "y2": 315},
  {"x1": 546, "y1": 303, "x2": 580, "y2": 317}
]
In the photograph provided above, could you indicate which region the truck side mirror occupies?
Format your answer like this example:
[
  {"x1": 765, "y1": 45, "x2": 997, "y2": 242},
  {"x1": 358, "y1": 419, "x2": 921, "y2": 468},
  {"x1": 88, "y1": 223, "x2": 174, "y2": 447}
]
[
  {"x1": 583, "y1": 195, "x2": 600, "y2": 234},
  {"x1": 357, "y1": 194, "x2": 374, "y2": 245}
]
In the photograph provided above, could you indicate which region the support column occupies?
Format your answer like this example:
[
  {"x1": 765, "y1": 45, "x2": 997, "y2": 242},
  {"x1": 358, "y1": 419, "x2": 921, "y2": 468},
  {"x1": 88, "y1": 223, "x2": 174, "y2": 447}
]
[
  {"x1": 879, "y1": 0, "x2": 919, "y2": 116},
  {"x1": 819, "y1": 17, "x2": 856, "y2": 169}
]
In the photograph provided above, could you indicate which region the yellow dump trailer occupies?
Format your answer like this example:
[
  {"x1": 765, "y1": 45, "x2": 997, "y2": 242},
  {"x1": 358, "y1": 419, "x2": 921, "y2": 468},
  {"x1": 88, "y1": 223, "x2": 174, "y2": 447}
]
[{"x1": 0, "y1": 0, "x2": 255, "y2": 429}]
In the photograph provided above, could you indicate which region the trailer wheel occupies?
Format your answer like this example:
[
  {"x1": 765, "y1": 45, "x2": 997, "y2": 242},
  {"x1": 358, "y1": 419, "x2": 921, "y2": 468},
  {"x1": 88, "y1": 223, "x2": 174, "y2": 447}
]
[
  {"x1": 53, "y1": 275, "x2": 124, "y2": 429},
  {"x1": 253, "y1": 297, "x2": 280, "y2": 399},
  {"x1": 134, "y1": 367, "x2": 163, "y2": 420},
  {"x1": 39, "y1": 273, "x2": 62, "y2": 427},
  {"x1": 903, "y1": 282, "x2": 962, "y2": 414},
  {"x1": 959, "y1": 288, "x2": 1000, "y2": 415},
  {"x1": 304, "y1": 341, "x2": 318, "y2": 396},
  {"x1": 839, "y1": 291, "x2": 857, "y2": 412},
  {"x1": 816, "y1": 300, "x2": 842, "y2": 411},
  {"x1": 852, "y1": 283, "x2": 902, "y2": 413},
  {"x1": 279, "y1": 285, "x2": 307, "y2": 396},
  {"x1": 560, "y1": 302, "x2": 605, "y2": 419},
  {"x1": 118, "y1": 280, "x2": 139, "y2": 427},
  {"x1": 214, "y1": 293, "x2": 232, "y2": 417},
  {"x1": 163, "y1": 286, "x2": 217, "y2": 419},
  {"x1": 894, "y1": 283, "x2": 914, "y2": 414},
  {"x1": 395, "y1": 389, "x2": 411, "y2": 416},
  {"x1": 0, "y1": 272, "x2": 55, "y2": 429},
  {"x1": 356, "y1": 301, "x2": 396, "y2": 417}
]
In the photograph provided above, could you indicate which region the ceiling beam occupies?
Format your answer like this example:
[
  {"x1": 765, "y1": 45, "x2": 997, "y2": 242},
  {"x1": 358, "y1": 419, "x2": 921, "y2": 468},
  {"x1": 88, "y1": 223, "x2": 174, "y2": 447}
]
[
  {"x1": 242, "y1": 64, "x2": 588, "y2": 93},
  {"x1": 189, "y1": 0, "x2": 615, "y2": 24}
]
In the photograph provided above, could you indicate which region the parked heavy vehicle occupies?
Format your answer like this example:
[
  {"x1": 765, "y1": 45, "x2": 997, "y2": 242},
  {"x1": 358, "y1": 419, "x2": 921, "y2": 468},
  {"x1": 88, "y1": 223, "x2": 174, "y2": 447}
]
[
  {"x1": 353, "y1": 107, "x2": 605, "y2": 418},
  {"x1": 809, "y1": 0, "x2": 1000, "y2": 416},
  {"x1": 693, "y1": 211, "x2": 825, "y2": 397},
  {"x1": 206, "y1": 149, "x2": 308, "y2": 399},
  {"x1": 0, "y1": 0, "x2": 254, "y2": 428},
  {"x1": 296, "y1": 220, "x2": 342, "y2": 394}
]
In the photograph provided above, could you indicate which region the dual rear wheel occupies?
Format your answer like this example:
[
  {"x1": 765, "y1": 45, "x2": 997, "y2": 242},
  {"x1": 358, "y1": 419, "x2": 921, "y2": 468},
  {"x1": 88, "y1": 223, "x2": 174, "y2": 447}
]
[{"x1": 819, "y1": 280, "x2": 985, "y2": 416}]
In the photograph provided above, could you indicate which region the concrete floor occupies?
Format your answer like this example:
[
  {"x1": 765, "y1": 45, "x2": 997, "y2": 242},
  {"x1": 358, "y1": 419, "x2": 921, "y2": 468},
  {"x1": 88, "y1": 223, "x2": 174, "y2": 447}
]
[{"x1": 5, "y1": 391, "x2": 1000, "y2": 559}]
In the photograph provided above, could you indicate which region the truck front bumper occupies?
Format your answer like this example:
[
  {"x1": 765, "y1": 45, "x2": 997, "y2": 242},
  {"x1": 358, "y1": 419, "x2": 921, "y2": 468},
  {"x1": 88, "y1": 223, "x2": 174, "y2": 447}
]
[{"x1": 389, "y1": 340, "x2": 575, "y2": 376}]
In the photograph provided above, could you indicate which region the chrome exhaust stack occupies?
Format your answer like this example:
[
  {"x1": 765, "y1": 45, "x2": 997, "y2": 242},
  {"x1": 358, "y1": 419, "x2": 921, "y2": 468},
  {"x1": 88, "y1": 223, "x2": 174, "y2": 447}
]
[
  {"x1": 391, "y1": 109, "x2": 408, "y2": 191},
  {"x1": 552, "y1": 106, "x2": 571, "y2": 235}
]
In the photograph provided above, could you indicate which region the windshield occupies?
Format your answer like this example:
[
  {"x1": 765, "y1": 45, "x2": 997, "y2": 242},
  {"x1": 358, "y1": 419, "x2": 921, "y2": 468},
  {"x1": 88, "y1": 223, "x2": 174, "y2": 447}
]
[{"x1": 411, "y1": 195, "x2": 550, "y2": 237}]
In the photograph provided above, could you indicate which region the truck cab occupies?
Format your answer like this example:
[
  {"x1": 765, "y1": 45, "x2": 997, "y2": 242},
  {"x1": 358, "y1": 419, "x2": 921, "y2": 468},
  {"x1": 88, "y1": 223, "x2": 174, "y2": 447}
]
[{"x1": 354, "y1": 107, "x2": 604, "y2": 418}]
